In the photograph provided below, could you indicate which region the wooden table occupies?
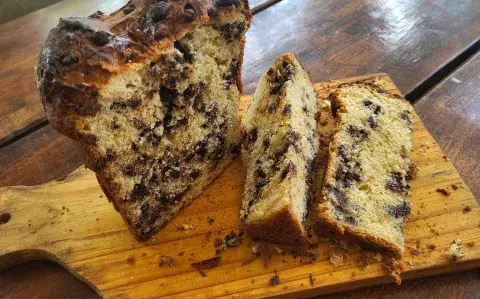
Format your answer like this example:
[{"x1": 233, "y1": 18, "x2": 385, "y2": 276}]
[{"x1": 1, "y1": 0, "x2": 479, "y2": 298}]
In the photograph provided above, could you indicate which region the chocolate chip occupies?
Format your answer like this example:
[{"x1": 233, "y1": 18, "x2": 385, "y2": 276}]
[
  {"x1": 122, "y1": 164, "x2": 136, "y2": 176},
  {"x1": 347, "y1": 125, "x2": 368, "y2": 140},
  {"x1": 131, "y1": 184, "x2": 149, "y2": 200},
  {"x1": 123, "y1": 3, "x2": 136, "y2": 15},
  {"x1": 60, "y1": 54, "x2": 78, "y2": 66},
  {"x1": 150, "y1": 2, "x2": 169, "y2": 23},
  {"x1": 282, "y1": 105, "x2": 292, "y2": 116},
  {"x1": 367, "y1": 116, "x2": 377, "y2": 128},
  {"x1": 190, "y1": 169, "x2": 202, "y2": 180},
  {"x1": 89, "y1": 11, "x2": 104, "y2": 19},
  {"x1": 269, "y1": 62, "x2": 295, "y2": 95},
  {"x1": 281, "y1": 161, "x2": 296, "y2": 180},
  {"x1": 364, "y1": 100, "x2": 382, "y2": 115},
  {"x1": 217, "y1": 21, "x2": 245, "y2": 42},
  {"x1": 267, "y1": 105, "x2": 277, "y2": 113},
  {"x1": 255, "y1": 177, "x2": 269, "y2": 189},
  {"x1": 218, "y1": 0, "x2": 240, "y2": 7},
  {"x1": 230, "y1": 143, "x2": 241, "y2": 155},
  {"x1": 92, "y1": 30, "x2": 111, "y2": 46},
  {"x1": 247, "y1": 128, "x2": 258, "y2": 144},
  {"x1": 262, "y1": 138, "x2": 270, "y2": 149},
  {"x1": 269, "y1": 275, "x2": 280, "y2": 286},
  {"x1": 327, "y1": 186, "x2": 347, "y2": 207},
  {"x1": 386, "y1": 172, "x2": 409, "y2": 194},
  {"x1": 184, "y1": 4, "x2": 196, "y2": 22},
  {"x1": 284, "y1": 130, "x2": 300, "y2": 150},
  {"x1": 345, "y1": 216, "x2": 358, "y2": 225},
  {"x1": 0, "y1": 213, "x2": 11, "y2": 224},
  {"x1": 389, "y1": 201, "x2": 411, "y2": 218},
  {"x1": 256, "y1": 167, "x2": 266, "y2": 179},
  {"x1": 335, "y1": 164, "x2": 360, "y2": 188}
]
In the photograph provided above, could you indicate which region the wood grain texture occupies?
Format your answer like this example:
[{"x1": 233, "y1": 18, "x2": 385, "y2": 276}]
[
  {"x1": 242, "y1": 0, "x2": 480, "y2": 95},
  {"x1": 0, "y1": 0, "x2": 277, "y2": 146},
  {"x1": 1, "y1": 74, "x2": 479, "y2": 298},
  {"x1": 415, "y1": 52, "x2": 480, "y2": 201}
]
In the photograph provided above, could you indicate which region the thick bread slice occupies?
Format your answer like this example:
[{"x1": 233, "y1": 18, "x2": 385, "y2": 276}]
[
  {"x1": 35, "y1": 0, "x2": 252, "y2": 241},
  {"x1": 241, "y1": 53, "x2": 319, "y2": 245},
  {"x1": 316, "y1": 81, "x2": 414, "y2": 256}
]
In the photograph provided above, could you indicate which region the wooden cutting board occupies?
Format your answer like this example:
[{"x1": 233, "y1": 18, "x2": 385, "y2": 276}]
[{"x1": 1, "y1": 74, "x2": 479, "y2": 298}]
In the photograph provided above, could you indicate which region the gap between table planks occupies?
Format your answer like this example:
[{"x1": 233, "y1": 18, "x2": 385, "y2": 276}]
[
  {"x1": 1, "y1": 0, "x2": 480, "y2": 147},
  {"x1": 1, "y1": 74, "x2": 479, "y2": 299}
]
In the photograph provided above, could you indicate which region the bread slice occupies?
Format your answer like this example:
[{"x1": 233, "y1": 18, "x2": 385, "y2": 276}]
[
  {"x1": 240, "y1": 53, "x2": 319, "y2": 245},
  {"x1": 316, "y1": 82, "x2": 414, "y2": 256},
  {"x1": 35, "y1": 0, "x2": 252, "y2": 241}
]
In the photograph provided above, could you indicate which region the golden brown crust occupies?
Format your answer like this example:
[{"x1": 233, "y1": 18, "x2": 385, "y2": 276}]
[
  {"x1": 316, "y1": 213, "x2": 401, "y2": 257},
  {"x1": 241, "y1": 52, "x2": 317, "y2": 246},
  {"x1": 244, "y1": 204, "x2": 308, "y2": 245},
  {"x1": 35, "y1": 0, "x2": 252, "y2": 141}
]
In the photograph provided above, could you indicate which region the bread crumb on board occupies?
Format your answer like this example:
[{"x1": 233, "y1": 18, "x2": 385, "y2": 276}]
[{"x1": 445, "y1": 239, "x2": 465, "y2": 261}]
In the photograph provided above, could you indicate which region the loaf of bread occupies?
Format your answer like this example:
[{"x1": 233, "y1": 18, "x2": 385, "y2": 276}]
[
  {"x1": 240, "y1": 53, "x2": 319, "y2": 245},
  {"x1": 35, "y1": 0, "x2": 252, "y2": 241},
  {"x1": 316, "y1": 82, "x2": 414, "y2": 256}
]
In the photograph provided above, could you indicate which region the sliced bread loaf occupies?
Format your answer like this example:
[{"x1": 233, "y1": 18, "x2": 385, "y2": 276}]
[
  {"x1": 241, "y1": 53, "x2": 319, "y2": 245},
  {"x1": 316, "y1": 82, "x2": 414, "y2": 256},
  {"x1": 35, "y1": 0, "x2": 252, "y2": 241}
]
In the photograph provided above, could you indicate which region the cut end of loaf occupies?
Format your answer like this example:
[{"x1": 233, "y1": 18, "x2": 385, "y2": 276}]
[
  {"x1": 241, "y1": 52, "x2": 319, "y2": 245},
  {"x1": 35, "y1": 0, "x2": 252, "y2": 241}
]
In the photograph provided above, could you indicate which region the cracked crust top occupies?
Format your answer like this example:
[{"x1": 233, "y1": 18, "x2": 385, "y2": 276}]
[{"x1": 35, "y1": 0, "x2": 251, "y2": 141}]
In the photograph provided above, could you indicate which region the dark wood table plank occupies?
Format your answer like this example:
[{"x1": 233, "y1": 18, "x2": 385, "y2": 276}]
[
  {"x1": 0, "y1": 0, "x2": 276, "y2": 146},
  {"x1": 415, "y1": 52, "x2": 480, "y2": 201},
  {"x1": 0, "y1": 0, "x2": 62, "y2": 25},
  {"x1": 242, "y1": 0, "x2": 480, "y2": 95}
]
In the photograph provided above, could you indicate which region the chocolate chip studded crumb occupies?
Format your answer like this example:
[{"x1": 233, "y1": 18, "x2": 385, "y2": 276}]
[
  {"x1": 463, "y1": 206, "x2": 472, "y2": 213},
  {"x1": 436, "y1": 188, "x2": 451, "y2": 196},
  {"x1": 199, "y1": 270, "x2": 207, "y2": 277},
  {"x1": 269, "y1": 275, "x2": 280, "y2": 286},
  {"x1": 207, "y1": 217, "x2": 215, "y2": 225},
  {"x1": 191, "y1": 256, "x2": 221, "y2": 270},
  {"x1": 382, "y1": 257, "x2": 402, "y2": 285},
  {"x1": 159, "y1": 255, "x2": 174, "y2": 267},
  {"x1": 427, "y1": 244, "x2": 436, "y2": 250},
  {"x1": 451, "y1": 184, "x2": 459, "y2": 190},
  {"x1": 178, "y1": 251, "x2": 185, "y2": 256},
  {"x1": 466, "y1": 241, "x2": 475, "y2": 247}
]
